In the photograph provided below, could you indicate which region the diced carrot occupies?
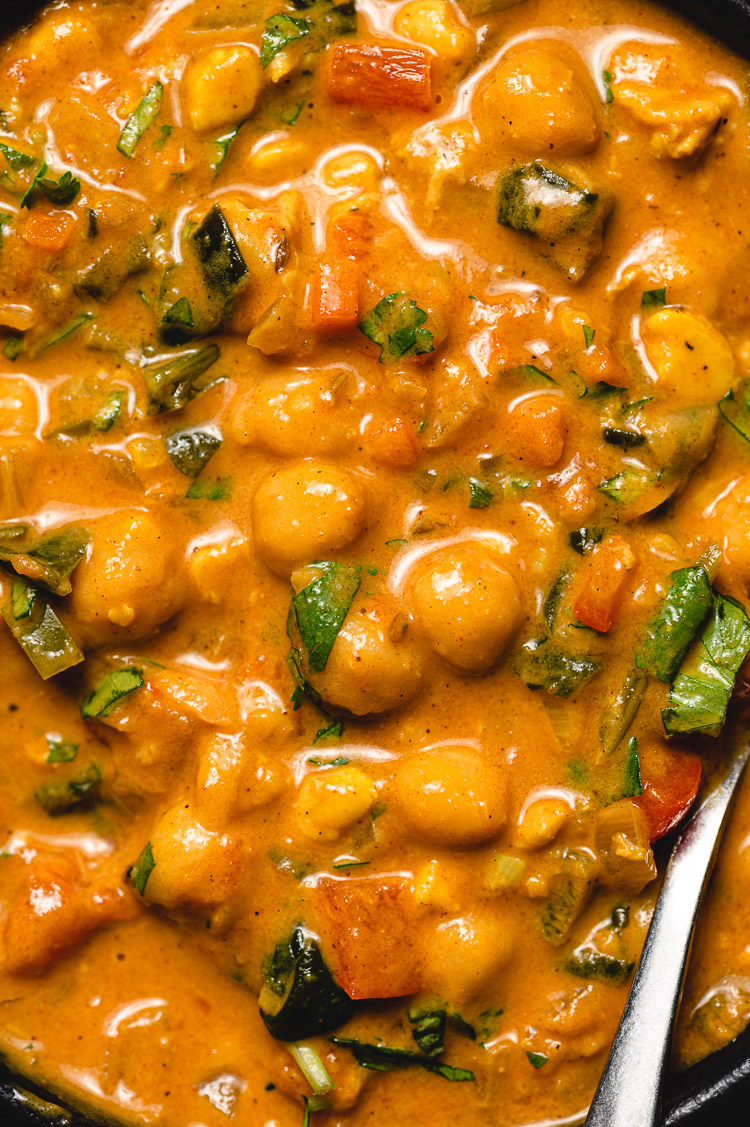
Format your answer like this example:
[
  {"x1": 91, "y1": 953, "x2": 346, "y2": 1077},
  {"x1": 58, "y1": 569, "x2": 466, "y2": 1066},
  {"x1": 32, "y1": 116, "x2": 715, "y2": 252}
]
[
  {"x1": 328, "y1": 210, "x2": 374, "y2": 260},
  {"x1": 313, "y1": 875, "x2": 423, "y2": 999},
  {"x1": 327, "y1": 44, "x2": 433, "y2": 111},
  {"x1": 506, "y1": 394, "x2": 566, "y2": 469},
  {"x1": 572, "y1": 534, "x2": 636, "y2": 633},
  {"x1": 311, "y1": 259, "x2": 359, "y2": 333},
  {"x1": 366, "y1": 418, "x2": 420, "y2": 468},
  {"x1": 2, "y1": 863, "x2": 136, "y2": 974},
  {"x1": 639, "y1": 744, "x2": 701, "y2": 841},
  {"x1": 23, "y1": 211, "x2": 75, "y2": 252}
]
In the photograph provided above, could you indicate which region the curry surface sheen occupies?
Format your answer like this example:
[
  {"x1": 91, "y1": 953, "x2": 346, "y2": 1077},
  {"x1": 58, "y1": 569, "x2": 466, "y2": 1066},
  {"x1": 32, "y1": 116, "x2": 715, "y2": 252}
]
[{"x1": 1, "y1": 0, "x2": 750, "y2": 1124}]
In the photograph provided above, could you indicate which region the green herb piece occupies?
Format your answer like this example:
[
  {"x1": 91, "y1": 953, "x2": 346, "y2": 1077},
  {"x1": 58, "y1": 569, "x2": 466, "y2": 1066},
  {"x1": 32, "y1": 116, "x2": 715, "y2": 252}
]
[
  {"x1": 719, "y1": 377, "x2": 750, "y2": 445},
  {"x1": 468, "y1": 478, "x2": 493, "y2": 509},
  {"x1": 287, "y1": 1045, "x2": 335, "y2": 1096},
  {"x1": 2, "y1": 337, "x2": 23, "y2": 361},
  {"x1": 513, "y1": 639, "x2": 600, "y2": 698},
  {"x1": 142, "y1": 343, "x2": 220, "y2": 414},
  {"x1": 46, "y1": 734, "x2": 79, "y2": 763},
  {"x1": 309, "y1": 755, "x2": 349, "y2": 768},
  {"x1": 301, "y1": 1096, "x2": 311, "y2": 1127},
  {"x1": 185, "y1": 476, "x2": 232, "y2": 500},
  {"x1": 93, "y1": 389, "x2": 125, "y2": 432},
  {"x1": 582, "y1": 325, "x2": 595, "y2": 349},
  {"x1": 636, "y1": 563, "x2": 713, "y2": 683},
  {"x1": 330, "y1": 1038, "x2": 474, "y2": 1082},
  {"x1": 291, "y1": 562, "x2": 361, "y2": 673},
  {"x1": 0, "y1": 142, "x2": 35, "y2": 171},
  {"x1": 260, "y1": 926, "x2": 354, "y2": 1041},
  {"x1": 10, "y1": 580, "x2": 34, "y2": 619},
  {"x1": 642, "y1": 287, "x2": 667, "y2": 310},
  {"x1": 19, "y1": 162, "x2": 46, "y2": 208},
  {"x1": 612, "y1": 904, "x2": 630, "y2": 930},
  {"x1": 311, "y1": 721, "x2": 344, "y2": 746},
  {"x1": 0, "y1": 524, "x2": 89, "y2": 596},
  {"x1": 602, "y1": 426, "x2": 645, "y2": 448},
  {"x1": 543, "y1": 569, "x2": 570, "y2": 634},
  {"x1": 331, "y1": 857, "x2": 370, "y2": 869},
  {"x1": 598, "y1": 466, "x2": 656, "y2": 505},
  {"x1": 527, "y1": 1052, "x2": 548, "y2": 1068},
  {"x1": 662, "y1": 593, "x2": 750, "y2": 737},
  {"x1": 569, "y1": 527, "x2": 603, "y2": 555},
  {"x1": 41, "y1": 312, "x2": 94, "y2": 352},
  {"x1": 80, "y1": 667, "x2": 144, "y2": 719},
  {"x1": 622, "y1": 735, "x2": 642, "y2": 798},
  {"x1": 407, "y1": 1010, "x2": 446, "y2": 1057},
  {"x1": 359, "y1": 292, "x2": 434, "y2": 364},
  {"x1": 287, "y1": 649, "x2": 327, "y2": 713},
  {"x1": 519, "y1": 363, "x2": 556, "y2": 384},
  {"x1": 162, "y1": 296, "x2": 194, "y2": 328},
  {"x1": 210, "y1": 124, "x2": 240, "y2": 174},
  {"x1": 166, "y1": 426, "x2": 222, "y2": 477},
  {"x1": 261, "y1": 13, "x2": 311, "y2": 68},
  {"x1": 130, "y1": 841, "x2": 155, "y2": 895},
  {"x1": 281, "y1": 101, "x2": 304, "y2": 126},
  {"x1": 193, "y1": 203, "x2": 248, "y2": 296},
  {"x1": 153, "y1": 123, "x2": 173, "y2": 151},
  {"x1": 136, "y1": 288, "x2": 152, "y2": 308},
  {"x1": 35, "y1": 762, "x2": 101, "y2": 816},
  {"x1": 1, "y1": 584, "x2": 83, "y2": 679},
  {"x1": 562, "y1": 947, "x2": 635, "y2": 985},
  {"x1": 599, "y1": 668, "x2": 648, "y2": 754},
  {"x1": 539, "y1": 853, "x2": 593, "y2": 945},
  {"x1": 603, "y1": 69, "x2": 614, "y2": 103},
  {"x1": 118, "y1": 82, "x2": 164, "y2": 158},
  {"x1": 35, "y1": 169, "x2": 80, "y2": 205}
]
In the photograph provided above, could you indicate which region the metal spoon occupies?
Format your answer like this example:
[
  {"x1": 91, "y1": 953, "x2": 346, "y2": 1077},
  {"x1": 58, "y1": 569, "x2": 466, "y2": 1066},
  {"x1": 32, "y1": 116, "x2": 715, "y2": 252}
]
[{"x1": 585, "y1": 741, "x2": 750, "y2": 1127}]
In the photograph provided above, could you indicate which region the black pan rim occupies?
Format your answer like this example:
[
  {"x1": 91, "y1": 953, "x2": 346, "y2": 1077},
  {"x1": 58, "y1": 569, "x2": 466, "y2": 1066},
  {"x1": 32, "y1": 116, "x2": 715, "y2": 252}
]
[{"x1": 0, "y1": 0, "x2": 750, "y2": 1122}]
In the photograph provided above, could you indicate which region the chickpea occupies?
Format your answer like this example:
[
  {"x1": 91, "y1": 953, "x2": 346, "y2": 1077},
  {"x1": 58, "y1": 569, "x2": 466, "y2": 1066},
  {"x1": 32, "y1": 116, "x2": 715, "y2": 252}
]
[
  {"x1": 228, "y1": 373, "x2": 358, "y2": 458},
  {"x1": 506, "y1": 393, "x2": 566, "y2": 469},
  {"x1": 642, "y1": 308, "x2": 736, "y2": 404},
  {"x1": 252, "y1": 462, "x2": 366, "y2": 575},
  {"x1": 407, "y1": 544, "x2": 522, "y2": 672},
  {"x1": 25, "y1": 16, "x2": 101, "y2": 68},
  {"x1": 413, "y1": 859, "x2": 462, "y2": 912},
  {"x1": 391, "y1": 746, "x2": 507, "y2": 847},
  {"x1": 184, "y1": 45, "x2": 261, "y2": 133},
  {"x1": 196, "y1": 733, "x2": 285, "y2": 827},
  {"x1": 142, "y1": 803, "x2": 247, "y2": 913},
  {"x1": 187, "y1": 531, "x2": 250, "y2": 604},
  {"x1": 394, "y1": 0, "x2": 475, "y2": 62},
  {"x1": 305, "y1": 598, "x2": 424, "y2": 715},
  {"x1": 423, "y1": 911, "x2": 514, "y2": 1000},
  {"x1": 478, "y1": 47, "x2": 600, "y2": 155},
  {"x1": 0, "y1": 377, "x2": 37, "y2": 434},
  {"x1": 70, "y1": 508, "x2": 186, "y2": 646},
  {"x1": 323, "y1": 150, "x2": 381, "y2": 192},
  {"x1": 295, "y1": 766, "x2": 377, "y2": 842},
  {"x1": 515, "y1": 797, "x2": 571, "y2": 849}
]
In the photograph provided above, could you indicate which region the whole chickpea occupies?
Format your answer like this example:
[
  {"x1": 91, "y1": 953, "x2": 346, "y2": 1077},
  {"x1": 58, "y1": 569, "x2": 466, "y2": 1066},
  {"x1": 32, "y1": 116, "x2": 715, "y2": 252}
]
[
  {"x1": 391, "y1": 745, "x2": 507, "y2": 846},
  {"x1": 423, "y1": 910, "x2": 515, "y2": 1000},
  {"x1": 407, "y1": 544, "x2": 522, "y2": 672},
  {"x1": 295, "y1": 766, "x2": 377, "y2": 842},
  {"x1": 141, "y1": 803, "x2": 247, "y2": 913},
  {"x1": 252, "y1": 462, "x2": 366, "y2": 575},
  {"x1": 184, "y1": 45, "x2": 261, "y2": 132},
  {"x1": 394, "y1": 0, "x2": 475, "y2": 62}
]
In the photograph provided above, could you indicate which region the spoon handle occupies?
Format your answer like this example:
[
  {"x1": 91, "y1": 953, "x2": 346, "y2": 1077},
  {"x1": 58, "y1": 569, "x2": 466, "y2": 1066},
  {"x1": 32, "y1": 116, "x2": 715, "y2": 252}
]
[{"x1": 584, "y1": 744, "x2": 750, "y2": 1127}]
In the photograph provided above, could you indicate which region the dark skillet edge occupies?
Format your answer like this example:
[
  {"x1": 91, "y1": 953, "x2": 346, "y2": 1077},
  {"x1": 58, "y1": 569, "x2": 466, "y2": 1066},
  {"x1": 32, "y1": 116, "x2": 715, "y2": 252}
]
[{"x1": 0, "y1": 0, "x2": 748, "y2": 1124}]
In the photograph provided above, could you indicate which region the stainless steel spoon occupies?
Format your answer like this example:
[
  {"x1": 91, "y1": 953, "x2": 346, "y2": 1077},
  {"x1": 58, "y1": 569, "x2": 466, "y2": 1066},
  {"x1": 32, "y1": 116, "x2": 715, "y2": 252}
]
[{"x1": 585, "y1": 741, "x2": 750, "y2": 1127}]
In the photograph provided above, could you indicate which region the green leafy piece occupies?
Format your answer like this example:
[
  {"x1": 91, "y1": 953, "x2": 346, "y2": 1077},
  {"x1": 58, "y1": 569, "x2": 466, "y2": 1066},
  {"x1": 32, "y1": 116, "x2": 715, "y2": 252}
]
[
  {"x1": 636, "y1": 563, "x2": 713, "y2": 683},
  {"x1": 331, "y1": 857, "x2": 370, "y2": 869},
  {"x1": 569, "y1": 527, "x2": 603, "y2": 555},
  {"x1": 598, "y1": 466, "x2": 656, "y2": 505},
  {"x1": 260, "y1": 926, "x2": 355, "y2": 1040},
  {"x1": 142, "y1": 343, "x2": 220, "y2": 413},
  {"x1": 153, "y1": 123, "x2": 173, "y2": 151},
  {"x1": 662, "y1": 593, "x2": 750, "y2": 737},
  {"x1": 359, "y1": 292, "x2": 434, "y2": 364},
  {"x1": 330, "y1": 1038, "x2": 474, "y2": 1081},
  {"x1": 311, "y1": 721, "x2": 344, "y2": 746},
  {"x1": 513, "y1": 639, "x2": 600, "y2": 698},
  {"x1": 612, "y1": 904, "x2": 630, "y2": 930},
  {"x1": 519, "y1": 363, "x2": 556, "y2": 384},
  {"x1": 468, "y1": 478, "x2": 493, "y2": 509},
  {"x1": 185, "y1": 476, "x2": 232, "y2": 500},
  {"x1": 118, "y1": 82, "x2": 163, "y2": 158},
  {"x1": 80, "y1": 667, "x2": 144, "y2": 719},
  {"x1": 603, "y1": 69, "x2": 614, "y2": 103},
  {"x1": 599, "y1": 668, "x2": 647, "y2": 754},
  {"x1": 35, "y1": 763, "x2": 101, "y2": 816},
  {"x1": 46, "y1": 734, "x2": 79, "y2": 763},
  {"x1": 93, "y1": 389, "x2": 125, "y2": 432},
  {"x1": 281, "y1": 101, "x2": 304, "y2": 126},
  {"x1": 193, "y1": 204, "x2": 248, "y2": 297},
  {"x1": 291, "y1": 562, "x2": 361, "y2": 673},
  {"x1": 10, "y1": 580, "x2": 34, "y2": 620},
  {"x1": 642, "y1": 287, "x2": 667, "y2": 309},
  {"x1": 210, "y1": 125, "x2": 240, "y2": 174},
  {"x1": 162, "y1": 296, "x2": 194, "y2": 328},
  {"x1": 562, "y1": 947, "x2": 635, "y2": 985},
  {"x1": 527, "y1": 1052, "x2": 548, "y2": 1068},
  {"x1": 602, "y1": 426, "x2": 645, "y2": 448},
  {"x1": 261, "y1": 13, "x2": 311, "y2": 67},
  {"x1": 286, "y1": 649, "x2": 327, "y2": 713},
  {"x1": 408, "y1": 1010, "x2": 446, "y2": 1057},
  {"x1": 539, "y1": 852, "x2": 593, "y2": 945},
  {"x1": 622, "y1": 735, "x2": 642, "y2": 798},
  {"x1": 19, "y1": 162, "x2": 46, "y2": 208},
  {"x1": 719, "y1": 377, "x2": 750, "y2": 445},
  {"x1": 543, "y1": 569, "x2": 570, "y2": 634},
  {"x1": 130, "y1": 841, "x2": 155, "y2": 895},
  {"x1": 166, "y1": 426, "x2": 222, "y2": 477},
  {"x1": 0, "y1": 524, "x2": 88, "y2": 596},
  {"x1": 1, "y1": 584, "x2": 83, "y2": 679},
  {"x1": 2, "y1": 337, "x2": 23, "y2": 361},
  {"x1": 35, "y1": 169, "x2": 80, "y2": 205},
  {"x1": 0, "y1": 142, "x2": 35, "y2": 171},
  {"x1": 40, "y1": 312, "x2": 94, "y2": 353},
  {"x1": 582, "y1": 325, "x2": 595, "y2": 349}
]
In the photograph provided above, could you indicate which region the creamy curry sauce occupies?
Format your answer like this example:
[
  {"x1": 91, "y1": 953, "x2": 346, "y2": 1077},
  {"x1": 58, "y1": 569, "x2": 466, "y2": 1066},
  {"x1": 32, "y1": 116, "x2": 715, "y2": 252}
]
[{"x1": 1, "y1": 0, "x2": 750, "y2": 1124}]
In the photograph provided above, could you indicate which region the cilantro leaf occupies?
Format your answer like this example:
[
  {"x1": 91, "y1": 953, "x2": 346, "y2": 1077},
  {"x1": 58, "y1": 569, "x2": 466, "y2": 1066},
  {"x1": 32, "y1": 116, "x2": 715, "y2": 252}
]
[
  {"x1": 719, "y1": 376, "x2": 750, "y2": 445},
  {"x1": 583, "y1": 325, "x2": 595, "y2": 349},
  {"x1": 291, "y1": 562, "x2": 361, "y2": 673},
  {"x1": 622, "y1": 735, "x2": 642, "y2": 798},
  {"x1": 260, "y1": 13, "x2": 311, "y2": 68},
  {"x1": 330, "y1": 1037, "x2": 474, "y2": 1082},
  {"x1": 46, "y1": 734, "x2": 79, "y2": 763},
  {"x1": 468, "y1": 478, "x2": 493, "y2": 509},
  {"x1": 641, "y1": 287, "x2": 667, "y2": 309},
  {"x1": 130, "y1": 841, "x2": 155, "y2": 895},
  {"x1": 527, "y1": 1052, "x2": 548, "y2": 1068},
  {"x1": 359, "y1": 293, "x2": 434, "y2": 364},
  {"x1": 35, "y1": 763, "x2": 101, "y2": 816},
  {"x1": 635, "y1": 563, "x2": 713, "y2": 683}
]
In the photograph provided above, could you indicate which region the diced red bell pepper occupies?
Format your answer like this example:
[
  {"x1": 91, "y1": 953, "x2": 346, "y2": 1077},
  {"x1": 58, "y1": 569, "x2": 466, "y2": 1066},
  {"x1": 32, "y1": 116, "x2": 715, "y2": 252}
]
[
  {"x1": 327, "y1": 44, "x2": 433, "y2": 111},
  {"x1": 639, "y1": 744, "x2": 702, "y2": 841},
  {"x1": 572, "y1": 534, "x2": 636, "y2": 632}
]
